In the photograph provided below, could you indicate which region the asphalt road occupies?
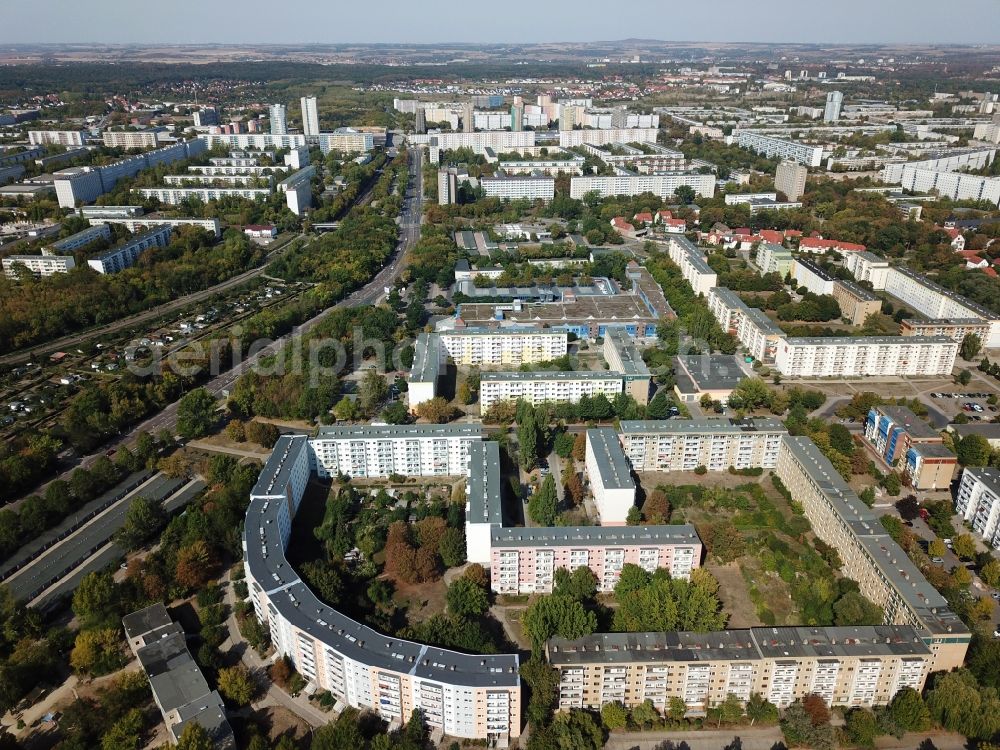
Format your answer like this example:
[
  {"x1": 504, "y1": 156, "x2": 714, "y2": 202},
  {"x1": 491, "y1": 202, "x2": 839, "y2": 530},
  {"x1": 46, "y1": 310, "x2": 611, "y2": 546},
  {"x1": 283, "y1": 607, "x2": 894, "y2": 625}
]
[{"x1": 15, "y1": 150, "x2": 421, "y2": 504}]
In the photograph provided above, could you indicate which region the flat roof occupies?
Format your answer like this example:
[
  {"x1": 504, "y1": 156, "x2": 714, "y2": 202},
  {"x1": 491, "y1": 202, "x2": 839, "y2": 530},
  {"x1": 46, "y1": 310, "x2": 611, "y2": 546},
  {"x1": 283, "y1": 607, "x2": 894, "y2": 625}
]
[
  {"x1": 410, "y1": 333, "x2": 441, "y2": 384},
  {"x1": 626, "y1": 264, "x2": 674, "y2": 318},
  {"x1": 950, "y1": 423, "x2": 1000, "y2": 441},
  {"x1": 605, "y1": 328, "x2": 651, "y2": 377},
  {"x1": 910, "y1": 443, "x2": 956, "y2": 459},
  {"x1": 742, "y1": 307, "x2": 785, "y2": 335},
  {"x1": 467, "y1": 441, "x2": 503, "y2": 526},
  {"x1": 123, "y1": 603, "x2": 172, "y2": 641},
  {"x1": 481, "y1": 370, "x2": 623, "y2": 382},
  {"x1": 959, "y1": 466, "x2": 1000, "y2": 494},
  {"x1": 750, "y1": 625, "x2": 931, "y2": 659},
  {"x1": 620, "y1": 417, "x2": 786, "y2": 435},
  {"x1": 837, "y1": 279, "x2": 879, "y2": 302},
  {"x1": 457, "y1": 295, "x2": 659, "y2": 325},
  {"x1": 138, "y1": 634, "x2": 212, "y2": 712},
  {"x1": 587, "y1": 427, "x2": 635, "y2": 491},
  {"x1": 903, "y1": 318, "x2": 989, "y2": 327},
  {"x1": 491, "y1": 524, "x2": 700, "y2": 548},
  {"x1": 548, "y1": 630, "x2": 760, "y2": 665},
  {"x1": 794, "y1": 258, "x2": 836, "y2": 283},
  {"x1": 314, "y1": 422, "x2": 484, "y2": 441},
  {"x1": 250, "y1": 434, "x2": 310, "y2": 499},
  {"x1": 782, "y1": 335, "x2": 955, "y2": 346},
  {"x1": 443, "y1": 325, "x2": 565, "y2": 337},
  {"x1": 893, "y1": 266, "x2": 998, "y2": 321},
  {"x1": 675, "y1": 354, "x2": 748, "y2": 393},
  {"x1": 874, "y1": 405, "x2": 940, "y2": 439}
]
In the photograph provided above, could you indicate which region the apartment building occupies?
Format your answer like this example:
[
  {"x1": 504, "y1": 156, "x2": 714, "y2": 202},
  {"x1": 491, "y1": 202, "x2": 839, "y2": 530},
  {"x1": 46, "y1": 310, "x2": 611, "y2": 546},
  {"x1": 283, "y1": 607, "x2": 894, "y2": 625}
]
[
  {"x1": 891, "y1": 166, "x2": 1000, "y2": 206},
  {"x1": 844, "y1": 251, "x2": 890, "y2": 289},
  {"x1": 496, "y1": 156, "x2": 585, "y2": 177},
  {"x1": 882, "y1": 267, "x2": 1000, "y2": 346},
  {"x1": 78, "y1": 205, "x2": 144, "y2": 219},
  {"x1": 775, "y1": 160, "x2": 808, "y2": 201},
  {"x1": 88, "y1": 216, "x2": 222, "y2": 239},
  {"x1": 199, "y1": 130, "x2": 374, "y2": 155},
  {"x1": 188, "y1": 164, "x2": 274, "y2": 176},
  {"x1": 278, "y1": 166, "x2": 315, "y2": 216},
  {"x1": 666, "y1": 236, "x2": 718, "y2": 297},
  {"x1": 28, "y1": 130, "x2": 86, "y2": 146},
  {"x1": 408, "y1": 333, "x2": 442, "y2": 411},
  {"x1": 625, "y1": 262, "x2": 675, "y2": 321},
  {"x1": 756, "y1": 242, "x2": 794, "y2": 276},
  {"x1": 569, "y1": 173, "x2": 716, "y2": 200},
  {"x1": 774, "y1": 336, "x2": 958, "y2": 378},
  {"x1": 138, "y1": 186, "x2": 272, "y2": 203},
  {"x1": 735, "y1": 132, "x2": 824, "y2": 168},
  {"x1": 244, "y1": 436, "x2": 521, "y2": 742},
  {"x1": 123, "y1": 604, "x2": 234, "y2": 747},
  {"x1": 791, "y1": 258, "x2": 836, "y2": 296},
  {"x1": 558, "y1": 128, "x2": 660, "y2": 148},
  {"x1": 479, "y1": 371, "x2": 624, "y2": 413},
  {"x1": 2, "y1": 254, "x2": 76, "y2": 279},
  {"x1": 480, "y1": 175, "x2": 555, "y2": 202},
  {"x1": 50, "y1": 223, "x2": 112, "y2": 252},
  {"x1": 86, "y1": 225, "x2": 173, "y2": 274},
  {"x1": 269, "y1": 104, "x2": 287, "y2": 135},
  {"x1": 301, "y1": 96, "x2": 320, "y2": 136},
  {"x1": 102, "y1": 130, "x2": 163, "y2": 149},
  {"x1": 904, "y1": 443, "x2": 958, "y2": 492},
  {"x1": 603, "y1": 328, "x2": 652, "y2": 405},
  {"x1": 409, "y1": 131, "x2": 536, "y2": 152},
  {"x1": 162, "y1": 173, "x2": 270, "y2": 187},
  {"x1": 465, "y1": 441, "x2": 505, "y2": 564},
  {"x1": 831, "y1": 280, "x2": 882, "y2": 326},
  {"x1": 586, "y1": 428, "x2": 637, "y2": 525},
  {"x1": 309, "y1": 423, "x2": 482, "y2": 479},
  {"x1": 619, "y1": 418, "x2": 785, "y2": 473},
  {"x1": 707, "y1": 287, "x2": 784, "y2": 362},
  {"x1": 548, "y1": 625, "x2": 931, "y2": 714},
  {"x1": 899, "y1": 318, "x2": 992, "y2": 344},
  {"x1": 955, "y1": 467, "x2": 1000, "y2": 550},
  {"x1": 863, "y1": 406, "x2": 956, "y2": 489},
  {"x1": 439, "y1": 326, "x2": 568, "y2": 367},
  {"x1": 775, "y1": 436, "x2": 969, "y2": 673},
  {"x1": 490, "y1": 525, "x2": 701, "y2": 595}
]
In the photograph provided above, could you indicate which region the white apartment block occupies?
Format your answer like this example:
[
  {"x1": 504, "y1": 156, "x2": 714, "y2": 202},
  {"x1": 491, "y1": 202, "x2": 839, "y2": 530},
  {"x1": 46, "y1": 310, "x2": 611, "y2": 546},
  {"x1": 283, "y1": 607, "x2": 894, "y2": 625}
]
[
  {"x1": 558, "y1": 128, "x2": 660, "y2": 148},
  {"x1": 973, "y1": 122, "x2": 1000, "y2": 144},
  {"x1": 495, "y1": 157, "x2": 585, "y2": 176},
  {"x1": 883, "y1": 267, "x2": 1000, "y2": 346},
  {"x1": 881, "y1": 149, "x2": 996, "y2": 183},
  {"x1": 88, "y1": 216, "x2": 222, "y2": 239},
  {"x1": 548, "y1": 626, "x2": 932, "y2": 714},
  {"x1": 774, "y1": 336, "x2": 958, "y2": 378},
  {"x1": 138, "y1": 186, "x2": 272, "y2": 203},
  {"x1": 570, "y1": 172, "x2": 716, "y2": 200},
  {"x1": 955, "y1": 468, "x2": 1000, "y2": 550},
  {"x1": 481, "y1": 175, "x2": 555, "y2": 202},
  {"x1": 666, "y1": 236, "x2": 718, "y2": 296},
  {"x1": 188, "y1": 165, "x2": 274, "y2": 176},
  {"x1": 891, "y1": 166, "x2": 1000, "y2": 206},
  {"x1": 791, "y1": 258, "x2": 836, "y2": 296},
  {"x1": 86, "y1": 225, "x2": 173, "y2": 274},
  {"x1": 3, "y1": 254, "x2": 76, "y2": 279},
  {"x1": 301, "y1": 96, "x2": 320, "y2": 136},
  {"x1": 409, "y1": 131, "x2": 536, "y2": 151},
  {"x1": 845, "y1": 251, "x2": 891, "y2": 289},
  {"x1": 269, "y1": 104, "x2": 287, "y2": 135},
  {"x1": 724, "y1": 192, "x2": 777, "y2": 205},
  {"x1": 900, "y1": 318, "x2": 992, "y2": 343},
  {"x1": 707, "y1": 287, "x2": 784, "y2": 362},
  {"x1": 28, "y1": 130, "x2": 86, "y2": 147},
  {"x1": 162, "y1": 173, "x2": 271, "y2": 187},
  {"x1": 602, "y1": 327, "x2": 653, "y2": 405},
  {"x1": 735, "y1": 131, "x2": 824, "y2": 167},
  {"x1": 50, "y1": 223, "x2": 112, "y2": 252},
  {"x1": 440, "y1": 327, "x2": 568, "y2": 367},
  {"x1": 199, "y1": 130, "x2": 373, "y2": 155},
  {"x1": 775, "y1": 436, "x2": 969, "y2": 674},
  {"x1": 619, "y1": 418, "x2": 786, "y2": 473},
  {"x1": 102, "y1": 130, "x2": 163, "y2": 149},
  {"x1": 308, "y1": 423, "x2": 483, "y2": 479},
  {"x1": 585, "y1": 428, "x2": 636, "y2": 526},
  {"x1": 244, "y1": 436, "x2": 521, "y2": 742},
  {"x1": 479, "y1": 371, "x2": 623, "y2": 413},
  {"x1": 278, "y1": 166, "x2": 315, "y2": 216},
  {"x1": 409, "y1": 333, "x2": 442, "y2": 411},
  {"x1": 490, "y1": 525, "x2": 701, "y2": 595},
  {"x1": 756, "y1": 242, "x2": 794, "y2": 276}
]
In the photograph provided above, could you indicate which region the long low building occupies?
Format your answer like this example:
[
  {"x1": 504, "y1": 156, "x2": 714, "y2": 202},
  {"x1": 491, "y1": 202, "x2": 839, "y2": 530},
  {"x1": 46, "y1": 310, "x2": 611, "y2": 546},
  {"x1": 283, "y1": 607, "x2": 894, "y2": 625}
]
[
  {"x1": 774, "y1": 336, "x2": 958, "y2": 378},
  {"x1": 2, "y1": 254, "x2": 76, "y2": 279},
  {"x1": 440, "y1": 326, "x2": 568, "y2": 367},
  {"x1": 88, "y1": 216, "x2": 222, "y2": 238},
  {"x1": 199, "y1": 129, "x2": 374, "y2": 154},
  {"x1": 50, "y1": 223, "x2": 112, "y2": 252},
  {"x1": 309, "y1": 423, "x2": 483, "y2": 479},
  {"x1": 776, "y1": 435, "x2": 969, "y2": 674},
  {"x1": 87, "y1": 225, "x2": 173, "y2": 274},
  {"x1": 955, "y1": 467, "x2": 1000, "y2": 550},
  {"x1": 480, "y1": 174, "x2": 555, "y2": 202},
  {"x1": 900, "y1": 318, "x2": 993, "y2": 344},
  {"x1": 619, "y1": 418, "x2": 786, "y2": 473},
  {"x1": 602, "y1": 327, "x2": 652, "y2": 405},
  {"x1": 666, "y1": 236, "x2": 718, "y2": 297},
  {"x1": 735, "y1": 131, "x2": 824, "y2": 167},
  {"x1": 558, "y1": 128, "x2": 660, "y2": 147},
  {"x1": 707, "y1": 287, "x2": 783, "y2": 362},
  {"x1": 244, "y1": 435, "x2": 521, "y2": 742},
  {"x1": 548, "y1": 625, "x2": 932, "y2": 714},
  {"x1": 138, "y1": 185, "x2": 273, "y2": 203},
  {"x1": 570, "y1": 172, "x2": 716, "y2": 200},
  {"x1": 479, "y1": 370, "x2": 624, "y2": 413}
]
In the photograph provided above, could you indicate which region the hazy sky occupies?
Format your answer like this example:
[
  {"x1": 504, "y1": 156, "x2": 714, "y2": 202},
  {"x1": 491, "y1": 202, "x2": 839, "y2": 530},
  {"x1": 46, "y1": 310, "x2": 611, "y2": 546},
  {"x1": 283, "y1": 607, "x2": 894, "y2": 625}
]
[{"x1": 2, "y1": 0, "x2": 999, "y2": 45}]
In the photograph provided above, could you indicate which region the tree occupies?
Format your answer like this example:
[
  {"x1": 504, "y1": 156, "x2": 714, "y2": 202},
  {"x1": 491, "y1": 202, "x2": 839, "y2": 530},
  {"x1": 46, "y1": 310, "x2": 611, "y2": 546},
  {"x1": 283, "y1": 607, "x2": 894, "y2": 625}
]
[
  {"x1": 73, "y1": 570, "x2": 117, "y2": 626},
  {"x1": 414, "y1": 397, "x2": 457, "y2": 423},
  {"x1": 359, "y1": 369, "x2": 389, "y2": 415},
  {"x1": 885, "y1": 686, "x2": 930, "y2": 733},
  {"x1": 958, "y1": 369, "x2": 973, "y2": 385},
  {"x1": 522, "y1": 595, "x2": 597, "y2": 646},
  {"x1": 961, "y1": 332, "x2": 983, "y2": 361},
  {"x1": 833, "y1": 591, "x2": 884, "y2": 626},
  {"x1": 781, "y1": 699, "x2": 835, "y2": 750},
  {"x1": 70, "y1": 628, "x2": 124, "y2": 675},
  {"x1": 732, "y1": 377, "x2": 772, "y2": 410},
  {"x1": 646, "y1": 391, "x2": 671, "y2": 420},
  {"x1": 553, "y1": 431, "x2": 576, "y2": 458},
  {"x1": 553, "y1": 566, "x2": 598, "y2": 602},
  {"x1": 631, "y1": 699, "x2": 659, "y2": 729},
  {"x1": 953, "y1": 533, "x2": 977, "y2": 560},
  {"x1": 457, "y1": 380, "x2": 473, "y2": 405},
  {"x1": 518, "y1": 410, "x2": 539, "y2": 469},
  {"x1": 176, "y1": 723, "x2": 213, "y2": 750},
  {"x1": 310, "y1": 708, "x2": 367, "y2": 750},
  {"x1": 718, "y1": 693, "x2": 744, "y2": 727},
  {"x1": 981, "y1": 558, "x2": 1000, "y2": 588},
  {"x1": 926, "y1": 670, "x2": 1000, "y2": 739},
  {"x1": 674, "y1": 185, "x2": 696, "y2": 204},
  {"x1": 571, "y1": 432, "x2": 586, "y2": 461},
  {"x1": 333, "y1": 397, "x2": 357, "y2": 421},
  {"x1": 381, "y1": 401, "x2": 410, "y2": 425},
  {"x1": 953, "y1": 565, "x2": 973, "y2": 587},
  {"x1": 245, "y1": 420, "x2": 280, "y2": 448},
  {"x1": 116, "y1": 497, "x2": 166, "y2": 551},
  {"x1": 958, "y1": 434, "x2": 992, "y2": 467},
  {"x1": 528, "y1": 474, "x2": 558, "y2": 526},
  {"x1": 446, "y1": 577, "x2": 489, "y2": 618},
  {"x1": 667, "y1": 696, "x2": 687, "y2": 721},
  {"x1": 844, "y1": 708, "x2": 880, "y2": 749},
  {"x1": 225, "y1": 419, "x2": 246, "y2": 442},
  {"x1": 439, "y1": 528, "x2": 466, "y2": 568},
  {"x1": 746, "y1": 693, "x2": 778, "y2": 726},
  {"x1": 881, "y1": 472, "x2": 901, "y2": 496},
  {"x1": 217, "y1": 665, "x2": 255, "y2": 706},
  {"x1": 601, "y1": 700, "x2": 628, "y2": 730},
  {"x1": 100, "y1": 708, "x2": 144, "y2": 750},
  {"x1": 641, "y1": 489, "x2": 671, "y2": 524},
  {"x1": 176, "y1": 388, "x2": 217, "y2": 438},
  {"x1": 176, "y1": 541, "x2": 217, "y2": 589},
  {"x1": 549, "y1": 709, "x2": 604, "y2": 750},
  {"x1": 929, "y1": 537, "x2": 947, "y2": 558}
]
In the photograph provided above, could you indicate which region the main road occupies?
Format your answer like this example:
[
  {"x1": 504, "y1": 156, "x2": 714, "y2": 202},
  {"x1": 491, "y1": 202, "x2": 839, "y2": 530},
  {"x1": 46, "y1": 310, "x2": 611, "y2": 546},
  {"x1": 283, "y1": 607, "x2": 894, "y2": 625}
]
[{"x1": 23, "y1": 149, "x2": 422, "y2": 495}]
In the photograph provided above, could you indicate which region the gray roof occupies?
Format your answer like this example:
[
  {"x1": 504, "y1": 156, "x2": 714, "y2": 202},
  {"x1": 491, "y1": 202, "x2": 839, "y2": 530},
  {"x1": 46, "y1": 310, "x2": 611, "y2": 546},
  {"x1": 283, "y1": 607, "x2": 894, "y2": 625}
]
[
  {"x1": 250, "y1": 434, "x2": 310, "y2": 499},
  {"x1": 605, "y1": 328, "x2": 651, "y2": 378},
  {"x1": 782, "y1": 335, "x2": 955, "y2": 346},
  {"x1": 481, "y1": 370, "x2": 622, "y2": 382},
  {"x1": 950, "y1": 423, "x2": 1000, "y2": 441},
  {"x1": 620, "y1": 417, "x2": 786, "y2": 435},
  {"x1": 959, "y1": 466, "x2": 1000, "y2": 494},
  {"x1": 314, "y1": 422, "x2": 484, "y2": 441},
  {"x1": 123, "y1": 603, "x2": 172, "y2": 641},
  {"x1": 586, "y1": 428, "x2": 635, "y2": 491},
  {"x1": 171, "y1": 691, "x2": 234, "y2": 748},
  {"x1": 742, "y1": 306, "x2": 785, "y2": 335},
  {"x1": 855, "y1": 251, "x2": 889, "y2": 265},
  {"x1": 794, "y1": 258, "x2": 836, "y2": 283},
  {"x1": 875, "y1": 406, "x2": 940, "y2": 439},
  {"x1": 893, "y1": 266, "x2": 999, "y2": 321},
  {"x1": 445, "y1": 325, "x2": 565, "y2": 338},
  {"x1": 837, "y1": 279, "x2": 879, "y2": 301},
  {"x1": 910, "y1": 442, "x2": 956, "y2": 459},
  {"x1": 903, "y1": 317, "x2": 989, "y2": 327},
  {"x1": 491, "y1": 524, "x2": 700, "y2": 548},
  {"x1": 749, "y1": 625, "x2": 931, "y2": 659},
  {"x1": 675, "y1": 354, "x2": 748, "y2": 393},
  {"x1": 467, "y1": 441, "x2": 503, "y2": 527},
  {"x1": 410, "y1": 333, "x2": 441, "y2": 384},
  {"x1": 138, "y1": 633, "x2": 214, "y2": 714}
]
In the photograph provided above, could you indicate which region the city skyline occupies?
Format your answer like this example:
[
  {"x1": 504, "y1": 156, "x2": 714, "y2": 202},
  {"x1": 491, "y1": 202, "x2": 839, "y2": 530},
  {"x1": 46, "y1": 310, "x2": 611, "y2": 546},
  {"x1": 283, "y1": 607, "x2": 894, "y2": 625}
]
[{"x1": 2, "y1": 0, "x2": 999, "y2": 45}]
